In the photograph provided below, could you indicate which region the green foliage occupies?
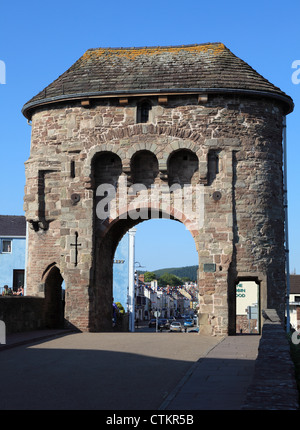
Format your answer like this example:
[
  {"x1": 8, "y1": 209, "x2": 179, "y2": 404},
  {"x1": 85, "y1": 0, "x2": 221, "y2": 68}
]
[
  {"x1": 140, "y1": 266, "x2": 198, "y2": 286},
  {"x1": 159, "y1": 273, "x2": 182, "y2": 286},
  {"x1": 115, "y1": 302, "x2": 125, "y2": 314},
  {"x1": 143, "y1": 271, "x2": 157, "y2": 282},
  {"x1": 153, "y1": 265, "x2": 197, "y2": 281}
]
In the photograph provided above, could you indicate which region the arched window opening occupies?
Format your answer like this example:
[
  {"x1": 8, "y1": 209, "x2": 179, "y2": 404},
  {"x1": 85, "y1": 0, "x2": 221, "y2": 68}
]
[
  {"x1": 92, "y1": 152, "x2": 123, "y2": 223},
  {"x1": 92, "y1": 152, "x2": 122, "y2": 187},
  {"x1": 131, "y1": 150, "x2": 159, "y2": 187},
  {"x1": 168, "y1": 149, "x2": 198, "y2": 187}
]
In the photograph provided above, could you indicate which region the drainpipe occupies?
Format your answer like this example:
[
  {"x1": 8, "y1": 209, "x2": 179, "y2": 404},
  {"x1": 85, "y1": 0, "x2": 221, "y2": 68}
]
[{"x1": 283, "y1": 116, "x2": 290, "y2": 332}]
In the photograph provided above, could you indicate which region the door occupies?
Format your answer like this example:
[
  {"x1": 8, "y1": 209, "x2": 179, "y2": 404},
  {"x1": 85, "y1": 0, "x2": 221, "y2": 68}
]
[{"x1": 13, "y1": 269, "x2": 24, "y2": 293}]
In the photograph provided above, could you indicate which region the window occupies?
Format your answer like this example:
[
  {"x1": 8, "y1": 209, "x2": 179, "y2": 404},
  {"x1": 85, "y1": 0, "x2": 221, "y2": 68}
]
[
  {"x1": 2, "y1": 240, "x2": 12, "y2": 253},
  {"x1": 208, "y1": 151, "x2": 220, "y2": 184},
  {"x1": 137, "y1": 101, "x2": 152, "y2": 123}
]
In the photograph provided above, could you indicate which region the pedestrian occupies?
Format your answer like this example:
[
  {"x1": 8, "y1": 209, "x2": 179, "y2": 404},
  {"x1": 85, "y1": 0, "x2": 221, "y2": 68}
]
[
  {"x1": 2, "y1": 285, "x2": 12, "y2": 296},
  {"x1": 16, "y1": 286, "x2": 24, "y2": 296},
  {"x1": 112, "y1": 298, "x2": 119, "y2": 327}
]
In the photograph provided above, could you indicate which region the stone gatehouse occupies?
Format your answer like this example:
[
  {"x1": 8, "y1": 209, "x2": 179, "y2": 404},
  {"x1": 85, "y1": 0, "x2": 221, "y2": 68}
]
[{"x1": 22, "y1": 43, "x2": 293, "y2": 335}]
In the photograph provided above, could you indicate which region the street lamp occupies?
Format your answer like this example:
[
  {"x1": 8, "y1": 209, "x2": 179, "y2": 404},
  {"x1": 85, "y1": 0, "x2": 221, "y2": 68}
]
[
  {"x1": 128, "y1": 228, "x2": 137, "y2": 332},
  {"x1": 134, "y1": 262, "x2": 145, "y2": 327}
]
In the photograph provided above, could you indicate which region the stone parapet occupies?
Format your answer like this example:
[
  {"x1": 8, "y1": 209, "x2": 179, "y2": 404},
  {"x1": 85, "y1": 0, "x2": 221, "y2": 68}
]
[
  {"x1": 0, "y1": 297, "x2": 45, "y2": 334},
  {"x1": 243, "y1": 309, "x2": 299, "y2": 410}
]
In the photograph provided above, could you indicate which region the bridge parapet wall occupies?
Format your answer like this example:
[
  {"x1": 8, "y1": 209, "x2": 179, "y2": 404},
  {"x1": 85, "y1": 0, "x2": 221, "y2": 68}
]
[
  {"x1": 243, "y1": 309, "x2": 299, "y2": 410},
  {"x1": 0, "y1": 297, "x2": 45, "y2": 334}
]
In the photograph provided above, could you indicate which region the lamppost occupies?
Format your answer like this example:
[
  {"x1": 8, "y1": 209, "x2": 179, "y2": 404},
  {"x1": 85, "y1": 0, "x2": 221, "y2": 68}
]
[
  {"x1": 134, "y1": 262, "x2": 145, "y2": 326},
  {"x1": 128, "y1": 228, "x2": 136, "y2": 332}
]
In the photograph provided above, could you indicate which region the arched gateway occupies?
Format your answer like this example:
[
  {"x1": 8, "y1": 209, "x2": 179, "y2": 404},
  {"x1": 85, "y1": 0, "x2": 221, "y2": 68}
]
[{"x1": 22, "y1": 43, "x2": 293, "y2": 335}]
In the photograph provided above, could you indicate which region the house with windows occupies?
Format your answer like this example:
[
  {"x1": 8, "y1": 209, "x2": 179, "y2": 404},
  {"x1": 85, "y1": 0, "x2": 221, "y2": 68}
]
[{"x1": 0, "y1": 215, "x2": 27, "y2": 294}]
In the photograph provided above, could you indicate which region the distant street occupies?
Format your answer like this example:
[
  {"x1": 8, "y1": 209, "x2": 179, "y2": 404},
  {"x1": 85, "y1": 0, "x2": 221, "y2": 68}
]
[{"x1": 0, "y1": 331, "x2": 220, "y2": 410}]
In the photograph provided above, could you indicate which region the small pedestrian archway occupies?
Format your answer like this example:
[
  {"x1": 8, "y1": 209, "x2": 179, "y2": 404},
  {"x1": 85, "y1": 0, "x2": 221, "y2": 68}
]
[{"x1": 43, "y1": 264, "x2": 65, "y2": 329}]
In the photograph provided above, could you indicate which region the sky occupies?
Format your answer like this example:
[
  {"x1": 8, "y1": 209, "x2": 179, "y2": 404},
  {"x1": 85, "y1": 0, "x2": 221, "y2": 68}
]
[{"x1": 0, "y1": 0, "x2": 299, "y2": 272}]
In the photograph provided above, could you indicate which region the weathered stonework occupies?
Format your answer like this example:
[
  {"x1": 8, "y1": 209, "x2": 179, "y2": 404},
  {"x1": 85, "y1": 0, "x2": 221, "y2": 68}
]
[{"x1": 22, "y1": 44, "x2": 293, "y2": 335}]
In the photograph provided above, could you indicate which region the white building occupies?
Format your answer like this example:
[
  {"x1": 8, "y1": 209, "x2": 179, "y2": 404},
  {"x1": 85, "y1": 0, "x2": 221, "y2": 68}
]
[{"x1": 289, "y1": 275, "x2": 300, "y2": 330}]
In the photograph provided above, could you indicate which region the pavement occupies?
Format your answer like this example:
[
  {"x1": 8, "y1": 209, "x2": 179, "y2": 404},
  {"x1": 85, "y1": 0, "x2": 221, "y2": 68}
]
[{"x1": 0, "y1": 328, "x2": 260, "y2": 410}]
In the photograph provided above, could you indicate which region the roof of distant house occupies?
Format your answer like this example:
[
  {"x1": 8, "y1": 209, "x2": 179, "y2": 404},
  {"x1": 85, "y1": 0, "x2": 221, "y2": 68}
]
[
  {"x1": 290, "y1": 275, "x2": 300, "y2": 294},
  {"x1": 22, "y1": 43, "x2": 293, "y2": 119},
  {"x1": 0, "y1": 215, "x2": 26, "y2": 237}
]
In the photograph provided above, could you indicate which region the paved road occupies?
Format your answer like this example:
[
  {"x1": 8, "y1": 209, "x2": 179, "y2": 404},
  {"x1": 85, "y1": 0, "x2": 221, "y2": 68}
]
[
  {"x1": 0, "y1": 331, "x2": 221, "y2": 410},
  {"x1": 163, "y1": 334, "x2": 260, "y2": 410}
]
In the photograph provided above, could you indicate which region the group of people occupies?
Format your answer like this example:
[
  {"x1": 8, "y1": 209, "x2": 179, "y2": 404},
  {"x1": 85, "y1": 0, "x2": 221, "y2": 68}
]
[{"x1": 1, "y1": 285, "x2": 24, "y2": 296}]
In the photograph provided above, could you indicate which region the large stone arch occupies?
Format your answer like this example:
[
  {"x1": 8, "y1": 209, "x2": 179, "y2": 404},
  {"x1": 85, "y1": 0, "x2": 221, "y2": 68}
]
[{"x1": 91, "y1": 206, "x2": 200, "y2": 332}]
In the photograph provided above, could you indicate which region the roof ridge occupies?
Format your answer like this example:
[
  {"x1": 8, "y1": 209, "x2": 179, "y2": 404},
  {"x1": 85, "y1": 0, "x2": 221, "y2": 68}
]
[{"x1": 86, "y1": 42, "x2": 224, "y2": 52}]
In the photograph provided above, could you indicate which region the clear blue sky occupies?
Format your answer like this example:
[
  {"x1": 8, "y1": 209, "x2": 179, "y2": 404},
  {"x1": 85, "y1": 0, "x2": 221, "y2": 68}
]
[{"x1": 0, "y1": 0, "x2": 299, "y2": 272}]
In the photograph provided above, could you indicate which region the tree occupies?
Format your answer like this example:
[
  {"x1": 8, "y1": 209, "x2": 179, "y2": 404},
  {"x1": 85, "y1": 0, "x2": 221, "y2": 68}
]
[
  {"x1": 144, "y1": 271, "x2": 157, "y2": 282},
  {"x1": 159, "y1": 273, "x2": 182, "y2": 286}
]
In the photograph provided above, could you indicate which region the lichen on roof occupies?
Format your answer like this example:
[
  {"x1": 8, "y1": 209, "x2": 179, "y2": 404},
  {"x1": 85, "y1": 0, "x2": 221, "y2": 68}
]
[{"x1": 82, "y1": 43, "x2": 226, "y2": 62}]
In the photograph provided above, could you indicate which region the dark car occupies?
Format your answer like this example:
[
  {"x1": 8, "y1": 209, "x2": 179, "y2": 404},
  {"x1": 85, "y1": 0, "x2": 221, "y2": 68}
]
[
  {"x1": 158, "y1": 319, "x2": 170, "y2": 330},
  {"x1": 148, "y1": 318, "x2": 157, "y2": 328}
]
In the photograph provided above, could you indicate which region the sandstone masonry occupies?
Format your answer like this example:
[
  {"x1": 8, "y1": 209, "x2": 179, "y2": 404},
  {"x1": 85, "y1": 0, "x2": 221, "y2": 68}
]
[{"x1": 22, "y1": 44, "x2": 293, "y2": 335}]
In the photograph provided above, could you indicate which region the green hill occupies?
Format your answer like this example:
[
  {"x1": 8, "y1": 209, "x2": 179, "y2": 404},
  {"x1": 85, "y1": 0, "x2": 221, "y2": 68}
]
[{"x1": 152, "y1": 265, "x2": 198, "y2": 282}]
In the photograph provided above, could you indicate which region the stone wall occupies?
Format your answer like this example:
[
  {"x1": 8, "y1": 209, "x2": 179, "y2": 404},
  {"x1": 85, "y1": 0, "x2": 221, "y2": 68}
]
[
  {"x1": 23, "y1": 94, "x2": 287, "y2": 334},
  {"x1": 243, "y1": 309, "x2": 299, "y2": 410},
  {"x1": 0, "y1": 297, "x2": 45, "y2": 334}
]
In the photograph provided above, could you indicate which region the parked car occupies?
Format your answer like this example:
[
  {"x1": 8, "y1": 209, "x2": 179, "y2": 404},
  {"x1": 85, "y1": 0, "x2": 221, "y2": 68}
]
[
  {"x1": 188, "y1": 327, "x2": 199, "y2": 333},
  {"x1": 158, "y1": 319, "x2": 170, "y2": 330},
  {"x1": 184, "y1": 319, "x2": 194, "y2": 328},
  {"x1": 170, "y1": 321, "x2": 182, "y2": 332},
  {"x1": 148, "y1": 318, "x2": 157, "y2": 328}
]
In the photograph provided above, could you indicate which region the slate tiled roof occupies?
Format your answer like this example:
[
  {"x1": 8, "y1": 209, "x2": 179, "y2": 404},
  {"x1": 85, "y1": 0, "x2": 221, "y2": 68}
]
[
  {"x1": 0, "y1": 216, "x2": 26, "y2": 237},
  {"x1": 22, "y1": 43, "x2": 293, "y2": 119},
  {"x1": 290, "y1": 275, "x2": 300, "y2": 294}
]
